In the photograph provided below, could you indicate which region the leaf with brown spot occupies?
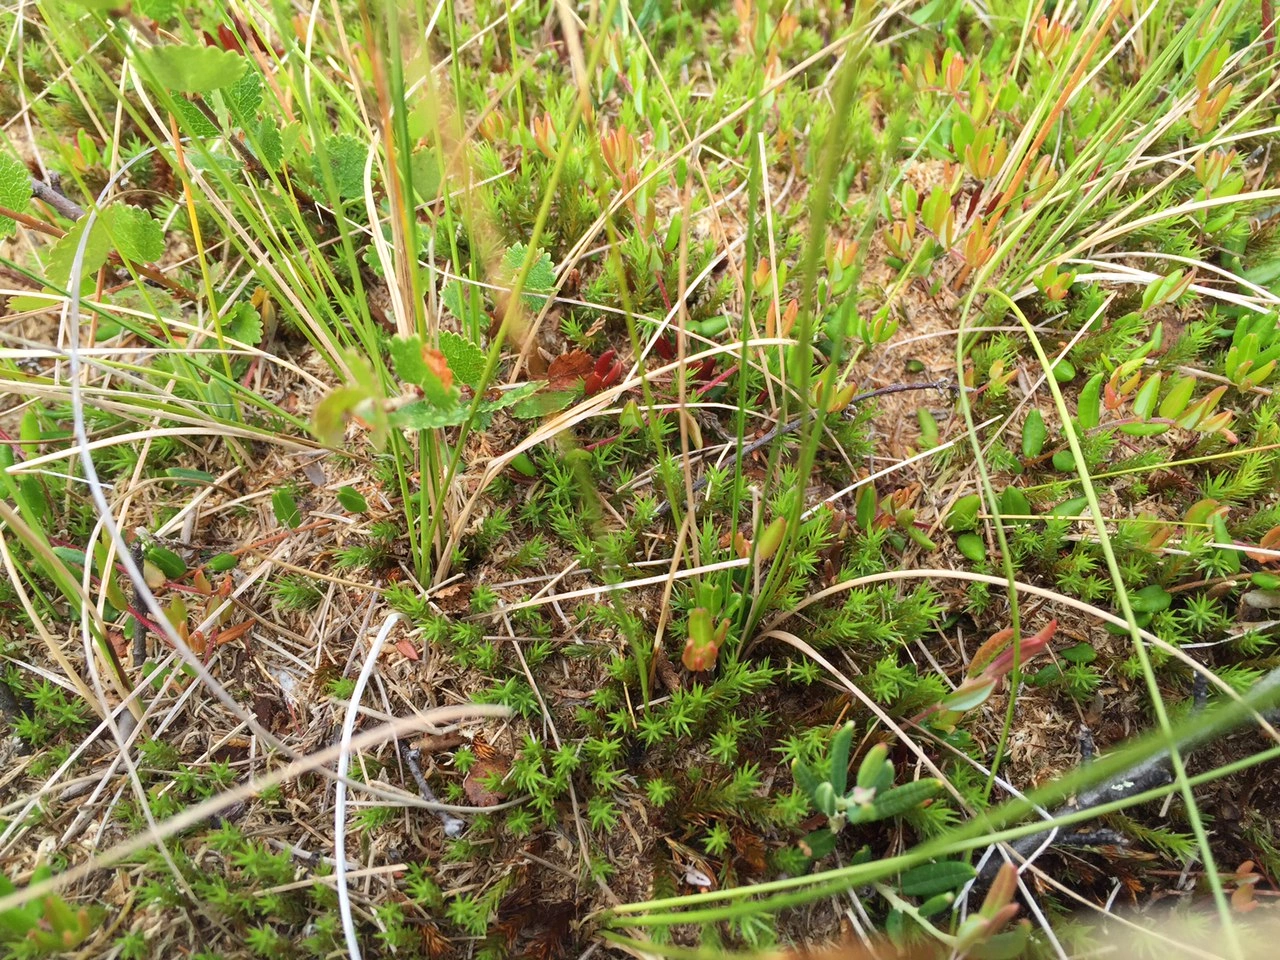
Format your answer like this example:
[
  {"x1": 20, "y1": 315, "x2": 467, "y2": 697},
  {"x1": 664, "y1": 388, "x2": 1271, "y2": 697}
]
[
  {"x1": 463, "y1": 757, "x2": 508, "y2": 807},
  {"x1": 546, "y1": 349, "x2": 594, "y2": 390},
  {"x1": 430, "y1": 581, "x2": 472, "y2": 614},
  {"x1": 732, "y1": 826, "x2": 767, "y2": 876}
]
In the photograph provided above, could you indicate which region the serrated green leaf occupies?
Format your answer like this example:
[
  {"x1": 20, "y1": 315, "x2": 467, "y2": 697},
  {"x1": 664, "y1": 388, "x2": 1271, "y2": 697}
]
[
  {"x1": 256, "y1": 118, "x2": 283, "y2": 168},
  {"x1": 138, "y1": 44, "x2": 247, "y2": 93},
  {"x1": 104, "y1": 204, "x2": 165, "y2": 263},
  {"x1": 389, "y1": 400, "x2": 470, "y2": 430},
  {"x1": 170, "y1": 96, "x2": 220, "y2": 137},
  {"x1": 224, "y1": 67, "x2": 262, "y2": 123},
  {"x1": 45, "y1": 215, "x2": 114, "y2": 289},
  {"x1": 899, "y1": 860, "x2": 976, "y2": 897},
  {"x1": 136, "y1": 0, "x2": 178, "y2": 19},
  {"x1": 502, "y1": 242, "x2": 556, "y2": 306},
  {"x1": 0, "y1": 153, "x2": 31, "y2": 238},
  {"x1": 312, "y1": 134, "x2": 369, "y2": 200},
  {"x1": 272, "y1": 488, "x2": 302, "y2": 528},
  {"x1": 389, "y1": 335, "x2": 457, "y2": 407},
  {"x1": 442, "y1": 279, "x2": 487, "y2": 330},
  {"x1": 512, "y1": 388, "x2": 576, "y2": 419},
  {"x1": 1021, "y1": 409, "x2": 1047, "y2": 458},
  {"x1": 439, "y1": 331, "x2": 486, "y2": 388},
  {"x1": 223, "y1": 302, "x2": 263, "y2": 346}
]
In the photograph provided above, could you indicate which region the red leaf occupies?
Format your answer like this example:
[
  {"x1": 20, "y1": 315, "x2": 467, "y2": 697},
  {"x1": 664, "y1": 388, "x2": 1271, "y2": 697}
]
[
  {"x1": 547, "y1": 349, "x2": 595, "y2": 390},
  {"x1": 654, "y1": 336, "x2": 675, "y2": 361},
  {"x1": 593, "y1": 349, "x2": 617, "y2": 378},
  {"x1": 463, "y1": 758, "x2": 508, "y2": 807},
  {"x1": 395, "y1": 639, "x2": 420, "y2": 661}
]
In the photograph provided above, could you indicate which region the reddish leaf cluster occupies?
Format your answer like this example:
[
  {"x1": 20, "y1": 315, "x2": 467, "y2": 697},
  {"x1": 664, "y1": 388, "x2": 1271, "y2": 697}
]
[
  {"x1": 583, "y1": 348, "x2": 623, "y2": 395},
  {"x1": 653, "y1": 335, "x2": 717, "y2": 381},
  {"x1": 202, "y1": 15, "x2": 283, "y2": 57}
]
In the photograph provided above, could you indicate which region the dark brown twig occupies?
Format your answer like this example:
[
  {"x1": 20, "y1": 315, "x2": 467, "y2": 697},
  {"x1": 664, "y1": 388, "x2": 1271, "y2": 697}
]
[
  {"x1": 653, "y1": 379, "x2": 954, "y2": 518},
  {"x1": 399, "y1": 741, "x2": 466, "y2": 837},
  {"x1": 30, "y1": 177, "x2": 86, "y2": 221},
  {"x1": 975, "y1": 664, "x2": 1280, "y2": 882}
]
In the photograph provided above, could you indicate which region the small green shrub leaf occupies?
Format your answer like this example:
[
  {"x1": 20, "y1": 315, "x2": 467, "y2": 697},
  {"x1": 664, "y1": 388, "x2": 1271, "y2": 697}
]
[
  {"x1": 164, "y1": 468, "x2": 216, "y2": 485},
  {"x1": 947, "y1": 494, "x2": 982, "y2": 531},
  {"x1": 208, "y1": 553, "x2": 240, "y2": 572},
  {"x1": 899, "y1": 860, "x2": 976, "y2": 897},
  {"x1": 336, "y1": 485, "x2": 368, "y2": 513},
  {"x1": 1059, "y1": 642, "x2": 1097, "y2": 664},
  {"x1": 1077, "y1": 372, "x2": 1104, "y2": 429},
  {"x1": 145, "y1": 545, "x2": 186, "y2": 578},
  {"x1": 999, "y1": 486, "x2": 1031, "y2": 520},
  {"x1": 272, "y1": 488, "x2": 302, "y2": 528},
  {"x1": 828, "y1": 722, "x2": 854, "y2": 796},
  {"x1": 956, "y1": 532, "x2": 986, "y2": 562},
  {"x1": 1130, "y1": 584, "x2": 1172, "y2": 613},
  {"x1": 1021, "y1": 409, "x2": 1047, "y2": 458}
]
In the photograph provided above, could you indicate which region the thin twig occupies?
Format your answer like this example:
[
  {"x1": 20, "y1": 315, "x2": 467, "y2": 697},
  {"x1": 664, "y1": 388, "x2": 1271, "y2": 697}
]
[
  {"x1": 976, "y1": 663, "x2": 1280, "y2": 881},
  {"x1": 399, "y1": 741, "x2": 466, "y2": 838},
  {"x1": 30, "y1": 176, "x2": 86, "y2": 221},
  {"x1": 653, "y1": 378, "x2": 954, "y2": 518}
]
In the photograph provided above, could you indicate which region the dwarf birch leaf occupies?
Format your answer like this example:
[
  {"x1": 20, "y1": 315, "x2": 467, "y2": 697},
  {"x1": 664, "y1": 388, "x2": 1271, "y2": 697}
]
[
  {"x1": 311, "y1": 134, "x2": 368, "y2": 200},
  {"x1": 439, "y1": 331, "x2": 486, "y2": 389},
  {"x1": 138, "y1": 44, "x2": 247, "y2": 93},
  {"x1": 223, "y1": 301, "x2": 263, "y2": 346},
  {"x1": 104, "y1": 204, "x2": 165, "y2": 263},
  {"x1": 0, "y1": 153, "x2": 31, "y2": 238}
]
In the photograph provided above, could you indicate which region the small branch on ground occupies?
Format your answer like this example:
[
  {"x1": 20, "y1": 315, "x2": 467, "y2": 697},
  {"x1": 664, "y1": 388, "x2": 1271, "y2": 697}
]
[{"x1": 654, "y1": 378, "x2": 954, "y2": 518}]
